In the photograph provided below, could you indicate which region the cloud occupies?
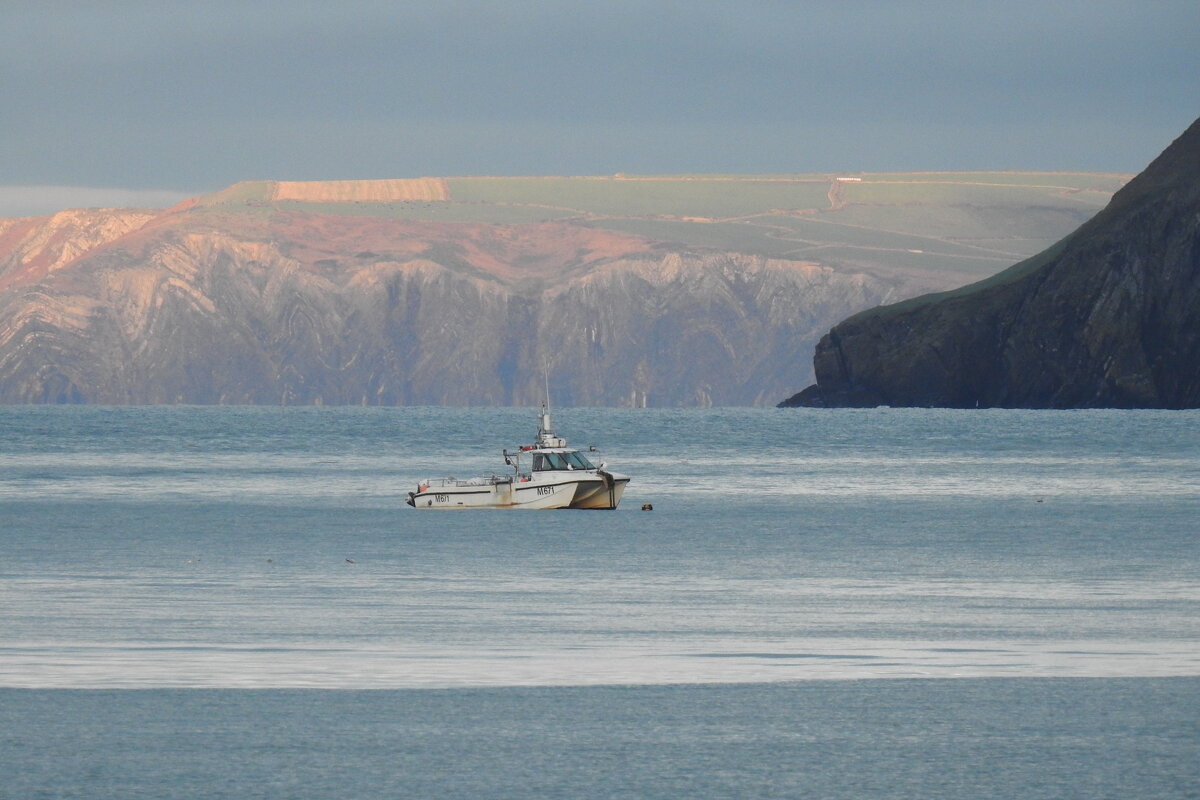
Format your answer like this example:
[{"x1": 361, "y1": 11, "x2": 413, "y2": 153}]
[
  {"x1": 2, "y1": 1, "x2": 1198, "y2": 188},
  {"x1": 0, "y1": 186, "x2": 192, "y2": 218}
]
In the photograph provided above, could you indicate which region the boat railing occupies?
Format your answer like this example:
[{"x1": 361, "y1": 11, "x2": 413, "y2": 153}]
[{"x1": 419, "y1": 474, "x2": 529, "y2": 490}]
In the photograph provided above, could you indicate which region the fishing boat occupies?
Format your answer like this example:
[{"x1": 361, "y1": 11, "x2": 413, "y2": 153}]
[{"x1": 406, "y1": 405, "x2": 630, "y2": 509}]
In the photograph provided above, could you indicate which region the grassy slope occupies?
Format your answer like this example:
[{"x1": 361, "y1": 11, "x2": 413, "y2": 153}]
[{"x1": 188, "y1": 172, "x2": 1127, "y2": 282}]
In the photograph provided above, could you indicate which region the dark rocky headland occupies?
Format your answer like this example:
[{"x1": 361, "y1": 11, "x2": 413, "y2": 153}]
[{"x1": 782, "y1": 117, "x2": 1200, "y2": 409}]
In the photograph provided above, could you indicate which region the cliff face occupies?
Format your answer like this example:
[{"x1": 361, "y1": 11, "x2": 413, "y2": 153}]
[
  {"x1": 0, "y1": 208, "x2": 932, "y2": 406},
  {"x1": 0, "y1": 209, "x2": 160, "y2": 289},
  {"x1": 783, "y1": 118, "x2": 1200, "y2": 409}
]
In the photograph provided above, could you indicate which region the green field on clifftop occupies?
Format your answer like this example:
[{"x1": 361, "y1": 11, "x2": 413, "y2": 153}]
[{"x1": 195, "y1": 172, "x2": 1129, "y2": 281}]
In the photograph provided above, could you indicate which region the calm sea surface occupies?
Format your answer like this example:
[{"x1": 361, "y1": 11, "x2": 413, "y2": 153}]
[{"x1": 1, "y1": 406, "x2": 1197, "y2": 798}]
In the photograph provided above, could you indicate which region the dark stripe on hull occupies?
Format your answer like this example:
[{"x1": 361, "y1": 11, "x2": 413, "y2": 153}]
[{"x1": 568, "y1": 478, "x2": 629, "y2": 509}]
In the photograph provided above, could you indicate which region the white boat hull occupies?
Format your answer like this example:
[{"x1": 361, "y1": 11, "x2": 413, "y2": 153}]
[{"x1": 407, "y1": 471, "x2": 628, "y2": 510}]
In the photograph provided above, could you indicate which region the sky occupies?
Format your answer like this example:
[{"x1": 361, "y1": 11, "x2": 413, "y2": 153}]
[{"x1": 3, "y1": 0, "x2": 1198, "y2": 216}]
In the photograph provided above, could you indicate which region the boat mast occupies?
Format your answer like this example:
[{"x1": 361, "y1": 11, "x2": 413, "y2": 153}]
[{"x1": 536, "y1": 371, "x2": 565, "y2": 449}]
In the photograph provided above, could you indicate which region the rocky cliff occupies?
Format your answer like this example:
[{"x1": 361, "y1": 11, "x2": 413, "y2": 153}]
[
  {"x1": 0, "y1": 206, "x2": 937, "y2": 405},
  {"x1": 782, "y1": 118, "x2": 1200, "y2": 409}
]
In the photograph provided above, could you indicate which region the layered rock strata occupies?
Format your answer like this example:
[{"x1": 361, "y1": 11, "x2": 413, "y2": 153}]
[{"x1": 0, "y1": 210, "x2": 936, "y2": 405}]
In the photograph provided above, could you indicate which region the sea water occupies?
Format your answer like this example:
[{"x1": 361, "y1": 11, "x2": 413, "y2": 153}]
[{"x1": 1, "y1": 406, "x2": 1197, "y2": 798}]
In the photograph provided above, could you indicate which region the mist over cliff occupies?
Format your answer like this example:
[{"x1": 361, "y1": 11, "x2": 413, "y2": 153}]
[
  {"x1": 0, "y1": 173, "x2": 1118, "y2": 406},
  {"x1": 782, "y1": 118, "x2": 1200, "y2": 409}
]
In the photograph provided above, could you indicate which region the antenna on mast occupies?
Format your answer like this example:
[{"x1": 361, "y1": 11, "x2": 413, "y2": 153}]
[{"x1": 540, "y1": 364, "x2": 552, "y2": 434}]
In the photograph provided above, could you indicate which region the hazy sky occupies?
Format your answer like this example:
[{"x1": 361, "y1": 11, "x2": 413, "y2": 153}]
[{"x1": 3, "y1": 1, "x2": 1198, "y2": 215}]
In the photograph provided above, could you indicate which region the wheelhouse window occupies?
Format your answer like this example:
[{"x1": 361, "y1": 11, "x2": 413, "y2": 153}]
[
  {"x1": 566, "y1": 451, "x2": 596, "y2": 470},
  {"x1": 532, "y1": 451, "x2": 596, "y2": 471}
]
